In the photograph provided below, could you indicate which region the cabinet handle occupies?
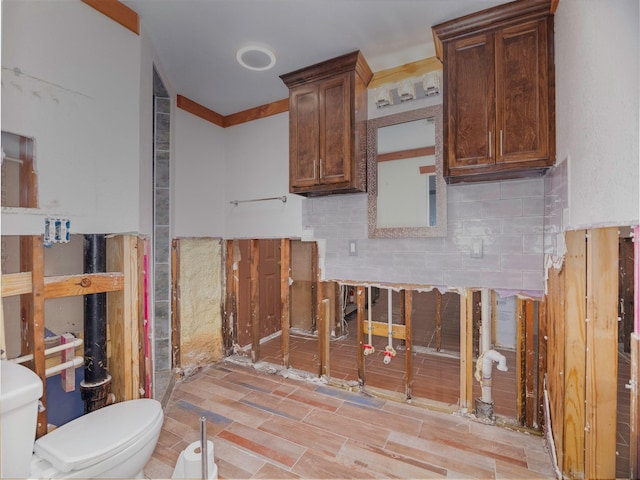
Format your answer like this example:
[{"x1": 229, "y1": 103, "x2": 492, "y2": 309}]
[
  {"x1": 500, "y1": 130, "x2": 503, "y2": 157},
  {"x1": 488, "y1": 131, "x2": 492, "y2": 158}
]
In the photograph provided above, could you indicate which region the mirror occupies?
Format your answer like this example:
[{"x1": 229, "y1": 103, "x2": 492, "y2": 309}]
[{"x1": 367, "y1": 104, "x2": 446, "y2": 238}]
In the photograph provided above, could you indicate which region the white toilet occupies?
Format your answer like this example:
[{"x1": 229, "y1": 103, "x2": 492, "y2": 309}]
[{"x1": 1, "y1": 360, "x2": 164, "y2": 479}]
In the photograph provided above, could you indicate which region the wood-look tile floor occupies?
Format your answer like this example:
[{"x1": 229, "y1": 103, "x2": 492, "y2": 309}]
[{"x1": 144, "y1": 360, "x2": 556, "y2": 479}]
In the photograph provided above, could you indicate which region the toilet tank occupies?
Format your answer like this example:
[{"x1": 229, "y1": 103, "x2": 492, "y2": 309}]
[{"x1": 1, "y1": 360, "x2": 44, "y2": 479}]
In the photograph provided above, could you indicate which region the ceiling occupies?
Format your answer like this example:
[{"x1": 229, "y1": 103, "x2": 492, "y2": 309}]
[{"x1": 123, "y1": 0, "x2": 509, "y2": 117}]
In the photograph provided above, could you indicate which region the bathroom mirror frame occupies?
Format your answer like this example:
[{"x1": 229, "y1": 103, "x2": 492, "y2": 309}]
[{"x1": 367, "y1": 104, "x2": 447, "y2": 238}]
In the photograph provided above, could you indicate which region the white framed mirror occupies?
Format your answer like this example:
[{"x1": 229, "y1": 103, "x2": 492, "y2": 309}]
[{"x1": 367, "y1": 104, "x2": 447, "y2": 238}]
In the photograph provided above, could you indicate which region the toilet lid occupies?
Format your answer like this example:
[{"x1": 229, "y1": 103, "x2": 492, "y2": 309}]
[{"x1": 33, "y1": 398, "x2": 163, "y2": 473}]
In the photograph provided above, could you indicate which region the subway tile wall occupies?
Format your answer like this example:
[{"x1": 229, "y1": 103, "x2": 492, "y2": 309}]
[{"x1": 303, "y1": 178, "x2": 545, "y2": 293}]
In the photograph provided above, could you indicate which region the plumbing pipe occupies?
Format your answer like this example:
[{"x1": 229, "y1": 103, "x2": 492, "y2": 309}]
[
  {"x1": 363, "y1": 286, "x2": 375, "y2": 355},
  {"x1": 11, "y1": 337, "x2": 84, "y2": 364},
  {"x1": 200, "y1": 416, "x2": 208, "y2": 480},
  {"x1": 476, "y1": 349, "x2": 508, "y2": 403},
  {"x1": 81, "y1": 234, "x2": 112, "y2": 413},
  {"x1": 383, "y1": 289, "x2": 396, "y2": 364},
  {"x1": 45, "y1": 356, "x2": 84, "y2": 377}
]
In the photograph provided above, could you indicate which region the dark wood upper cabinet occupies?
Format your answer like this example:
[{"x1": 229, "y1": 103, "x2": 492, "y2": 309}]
[
  {"x1": 281, "y1": 51, "x2": 372, "y2": 196},
  {"x1": 433, "y1": 0, "x2": 556, "y2": 183}
]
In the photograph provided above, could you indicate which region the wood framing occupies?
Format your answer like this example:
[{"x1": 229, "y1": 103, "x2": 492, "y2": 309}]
[
  {"x1": 223, "y1": 240, "x2": 235, "y2": 355},
  {"x1": 631, "y1": 333, "x2": 639, "y2": 479},
  {"x1": 435, "y1": 289, "x2": 442, "y2": 351},
  {"x1": 224, "y1": 98, "x2": 289, "y2": 127},
  {"x1": 280, "y1": 239, "x2": 291, "y2": 368},
  {"x1": 516, "y1": 298, "x2": 526, "y2": 425},
  {"x1": 106, "y1": 235, "x2": 140, "y2": 403},
  {"x1": 20, "y1": 236, "x2": 47, "y2": 438},
  {"x1": 404, "y1": 290, "x2": 413, "y2": 400},
  {"x1": 320, "y1": 298, "x2": 330, "y2": 377},
  {"x1": 171, "y1": 239, "x2": 180, "y2": 368},
  {"x1": 177, "y1": 95, "x2": 225, "y2": 128},
  {"x1": 563, "y1": 230, "x2": 587, "y2": 478},
  {"x1": 525, "y1": 299, "x2": 537, "y2": 427},
  {"x1": 585, "y1": 227, "x2": 618, "y2": 479},
  {"x1": 460, "y1": 289, "x2": 474, "y2": 411},
  {"x1": 356, "y1": 285, "x2": 366, "y2": 386},
  {"x1": 250, "y1": 239, "x2": 260, "y2": 363}
]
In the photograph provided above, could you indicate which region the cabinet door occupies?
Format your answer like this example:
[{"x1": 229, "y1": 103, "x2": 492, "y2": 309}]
[
  {"x1": 319, "y1": 74, "x2": 351, "y2": 185},
  {"x1": 445, "y1": 32, "x2": 495, "y2": 172},
  {"x1": 495, "y1": 19, "x2": 549, "y2": 164},
  {"x1": 289, "y1": 84, "x2": 320, "y2": 189}
]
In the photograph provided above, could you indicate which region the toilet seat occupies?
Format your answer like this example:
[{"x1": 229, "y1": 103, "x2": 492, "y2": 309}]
[{"x1": 34, "y1": 398, "x2": 163, "y2": 473}]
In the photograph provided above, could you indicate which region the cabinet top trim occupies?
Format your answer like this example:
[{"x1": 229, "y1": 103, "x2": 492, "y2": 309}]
[
  {"x1": 431, "y1": 0, "x2": 554, "y2": 60},
  {"x1": 280, "y1": 50, "x2": 373, "y2": 88}
]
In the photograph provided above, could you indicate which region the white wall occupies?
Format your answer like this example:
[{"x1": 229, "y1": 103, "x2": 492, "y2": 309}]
[
  {"x1": 173, "y1": 108, "x2": 227, "y2": 237},
  {"x1": 1, "y1": 0, "x2": 143, "y2": 235},
  {"x1": 555, "y1": 0, "x2": 639, "y2": 229},
  {"x1": 223, "y1": 113, "x2": 304, "y2": 239}
]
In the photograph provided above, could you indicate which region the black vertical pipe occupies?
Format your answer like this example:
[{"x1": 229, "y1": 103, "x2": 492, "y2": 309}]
[{"x1": 81, "y1": 234, "x2": 111, "y2": 412}]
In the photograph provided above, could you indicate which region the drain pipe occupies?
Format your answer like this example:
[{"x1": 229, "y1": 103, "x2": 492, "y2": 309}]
[{"x1": 80, "y1": 234, "x2": 113, "y2": 413}]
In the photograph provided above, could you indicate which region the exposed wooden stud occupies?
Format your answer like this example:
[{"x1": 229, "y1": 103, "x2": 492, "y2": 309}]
[
  {"x1": 585, "y1": 227, "x2": 618, "y2": 480},
  {"x1": 490, "y1": 290, "x2": 498, "y2": 346},
  {"x1": 310, "y1": 242, "x2": 318, "y2": 332},
  {"x1": 171, "y1": 239, "x2": 180, "y2": 369},
  {"x1": 280, "y1": 239, "x2": 291, "y2": 368},
  {"x1": 43, "y1": 272, "x2": 124, "y2": 298},
  {"x1": 60, "y1": 333, "x2": 76, "y2": 392},
  {"x1": 317, "y1": 281, "x2": 326, "y2": 376},
  {"x1": 435, "y1": 289, "x2": 442, "y2": 351},
  {"x1": 460, "y1": 289, "x2": 474, "y2": 411},
  {"x1": 357, "y1": 285, "x2": 366, "y2": 386},
  {"x1": 106, "y1": 235, "x2": 139, "y2": 402},
  {"x1": 630, "y1": 333, "x2": 639, "y2": 479},
  {"x1": 537, "y1": 299, "x2": 548, "y2": 427},
  {"x1": 472, "y1": 291, "x2": 481, "y2": 358},
  {"x1": 321, "y1": 298, "x2": 331, "y2": 377},
  {"x1": 363, "y1": 321, "x2": 407, "y2": 339},
  {"x1": 250, "y1": 239, "x2": 260, "y2": 363},
  {"x1": 563, "y1": 229, "x2": 587, "y2": 478},
  {"x1": 525, "y1": 299, "x2": 536, "y2": 428},
  {"x1": 333, "y1": 283, "x2": 343, "y2": 337},
  {"x1": 516, "y1": 298, "x2": 526, "y2": 425},
  {"x1": 136, "y1": 237, "x2": 146, "y2": 397},
  {"x1": 20, "y1": 236, "x2": 47, "y2": 438},
  {"x1": 223, "y1": 240, "x2": 235, "y2": 355},
  {"x1": 404, "y1": 290, "x2": 413, "y2": 400},
  {"x1": 81, "y1": 0, "x2": 140, "y2": 35},
  {"x1": 1, "y1": 272, "x2": 32, "y2": 297}
]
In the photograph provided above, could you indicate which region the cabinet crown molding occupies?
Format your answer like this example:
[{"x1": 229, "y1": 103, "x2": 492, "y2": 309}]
[{"x1": 280, "y1": 50, "x2": 372, "y2": 88}]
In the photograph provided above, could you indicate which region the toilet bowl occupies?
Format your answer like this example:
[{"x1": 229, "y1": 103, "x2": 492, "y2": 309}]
[{"x1": 1, "y1": 360, "x2": 164, "y2": 479}]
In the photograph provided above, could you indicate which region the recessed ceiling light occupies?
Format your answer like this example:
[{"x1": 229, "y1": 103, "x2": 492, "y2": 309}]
[{"x1": 236, "y1": 45, "x2": 276, "y2": 71}]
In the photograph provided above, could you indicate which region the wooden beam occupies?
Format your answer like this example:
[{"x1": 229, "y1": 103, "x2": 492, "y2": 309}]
[
  {"x1": 224, "y1": 98, "x2": 289, "y2": 127},
  {"x1": 378, "y1": 146, "x2": 435, "y2": 163},
  {"x1": 20, "y1": 236, "x2": 47, "y2": 438},
  {"x1": 107, "y1": 235, "x2": 139, "y2": 402},
  {"x1": 321, "y1": 298, "x2": 331, "y2": 377},
  {"x1": 137, "y1": 237, "x2": 147, "y2": 398},
  {"x1": 177, "y1": 95, "x2": 225, "y2": 128},
  {"x1": 585, "y1": 227, "x2": 618, "y2": 480},
  {"x1": 223, "y1": 240, "x2": 235, "y2": 355},
  {"x1": 250, "y1": 239, "x2": 260, "y2": 363},
  {"x1": 364, "y1": 321, "x2": 406, "y2": 340},
  {"x1": 368, "y1": 57, "x2": 442, "y2": 89},
  {"x1": 537, "y1": 299, "x2": 548, "y2": 428},
  {"x1": 404, "y1": 290, "x2": 413, "y2": 400},
  {"x1": 563, "y1": 229, "x2": 587, "y2": 478},
  {"x1": 460, "y1": 289, "x2": 474, "y2": 411},
  {"x1": 357, "y1": 285, "x2": 366, "y2": 386},
  {"x1": 310, "y1": 242, "x2": 318, "y2": 333},
  {"x1": 280, "y1": 238, "x2": 291, "y2": 368},
  {"x1": 516, "y1": 298, "x2": 526, "y2": 425},
  {"x1": 435, "y1": 289, "x2": 442, "y2": 351},
  {"x1": 418, "y1": 165, "x2": 436, "y2": 175},
  {"x1": 171, "y1": 239, "x2": 181, "y2": 369},
  {"x1": 524, "y1": 299, "x2": 536, "y2": 428},
  {"x1": 630, "y1": 332, "x2": 639, "y2": 480},
  {"x1": 81, "y1": 0, "x2": 139, "y2": 35},
  {"x1": 1, "y1": 272, "x2": 32, "y2": 297},
  {"x1": 43, "y1": 272, "x2": 124, "y2": 298}
]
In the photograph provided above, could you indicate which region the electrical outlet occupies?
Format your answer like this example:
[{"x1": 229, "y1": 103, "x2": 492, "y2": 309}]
[{"x1": 348, "y1": 240, "x2": 357, "y2": 256}]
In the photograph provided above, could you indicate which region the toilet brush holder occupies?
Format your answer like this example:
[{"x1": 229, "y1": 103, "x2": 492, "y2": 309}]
[{"x1": 171, "y1": 440, "x2": 217, "y2": 479}]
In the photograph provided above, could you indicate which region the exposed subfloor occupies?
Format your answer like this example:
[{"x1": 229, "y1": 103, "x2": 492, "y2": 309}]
[{"x1": 144, "y1": 360, "x2": 556, "y2": 479}]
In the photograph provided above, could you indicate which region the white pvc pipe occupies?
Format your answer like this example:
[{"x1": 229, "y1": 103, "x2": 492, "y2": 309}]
[
  {"x1": 480, "y1": 349, "x2": 508, "y2": 403},
  {"x1": 45, "y1": 356, "x2": 83, "y2": 378},
  {"x1": 11, "y1": 337, "x2": 83, "y2": 364}
]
